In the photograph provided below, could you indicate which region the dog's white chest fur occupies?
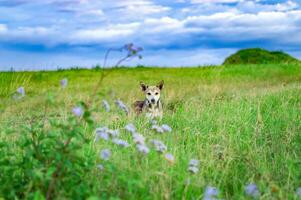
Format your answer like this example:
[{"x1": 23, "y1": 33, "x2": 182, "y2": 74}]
[{"x1": 145, "y1": 102, "x2": 163, "y2": 119}]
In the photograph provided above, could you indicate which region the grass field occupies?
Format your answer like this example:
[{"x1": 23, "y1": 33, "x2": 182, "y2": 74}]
[{"x1": 1, "y1": 64, "x2": 301, "y2": 200}]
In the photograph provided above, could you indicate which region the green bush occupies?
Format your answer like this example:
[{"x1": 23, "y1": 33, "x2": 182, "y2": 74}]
[{"x1": 223, "y1": 48, "x2": 300, "y2": 65}]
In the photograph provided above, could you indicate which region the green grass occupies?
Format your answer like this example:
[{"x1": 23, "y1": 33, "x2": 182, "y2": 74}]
[{"x1": 1, "y1": 64, "x2": 301, "y2": 199}]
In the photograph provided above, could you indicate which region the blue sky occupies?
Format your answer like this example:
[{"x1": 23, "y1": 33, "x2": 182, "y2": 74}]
[{"x1": 0, "y1": 0, "x2": 301, "y2": 70}]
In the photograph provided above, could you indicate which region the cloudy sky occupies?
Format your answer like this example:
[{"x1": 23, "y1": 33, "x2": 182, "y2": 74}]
[{"x1": 0, "y1": 0, "x2": 301, "y2": 70}]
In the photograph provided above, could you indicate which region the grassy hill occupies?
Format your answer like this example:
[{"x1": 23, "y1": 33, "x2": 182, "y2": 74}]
[
  {"x1": 0, "y1": 64, "x2": 301, "y2": 199},
  {"x1": 223, "y1": 48, "x2": 300, "y2": 65}
]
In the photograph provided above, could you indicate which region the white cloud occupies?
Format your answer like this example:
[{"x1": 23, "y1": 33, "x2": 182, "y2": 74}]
[
  {"x1": 1, "y1": 8, "x2": 301, "y2": 48},
  {"x1": 191, "y1": 0, "x2": 243, "y2": 4},
  {"x1": 0, "y1": 24, "x2": 8, "y2": 33},
  {"x1": 189, "y1": 0, "x2": 300, "y2": 14},
  {"x1": 0, "y1": 26, "x2": 56, "y2": 44},
  {"x1": 143, "y1": 17, "x2": 182, "y2": 33},
  {"x1": 236, "y1": 0, "x2": 300, "y2": 13},
  {"x1": 70, "y1": 23, "x2": 140, "y2": 44},
  {"x1": 275, "y1": 0, "x2": 299, "y2": 11},
  {"x1": 123, "y1": 3, "x2": 170, "y2": 15},
  {"x1": 183, "y1": 10, "x2": 301, "y2": 42},
  {"x1": 100, "y1": 0, "x2": 171, "y2": 22}
]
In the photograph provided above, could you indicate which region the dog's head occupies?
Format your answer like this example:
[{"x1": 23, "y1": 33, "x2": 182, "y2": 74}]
[{"x1": 140, "y1": 80, "x2": 164, "y2": 105}]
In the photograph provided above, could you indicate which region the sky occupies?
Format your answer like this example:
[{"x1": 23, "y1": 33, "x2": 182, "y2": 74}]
[{"x1": 0, "y1": 0, "x2": 301, "y2": 70}]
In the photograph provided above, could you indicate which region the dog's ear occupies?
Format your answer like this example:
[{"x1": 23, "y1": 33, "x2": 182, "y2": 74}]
[
  {"x1": 157, "y1": 80, "x2": 164, "y2": 90},
  {"x1": 140, "y1": 82, "x2": 148, "y2": 91}
]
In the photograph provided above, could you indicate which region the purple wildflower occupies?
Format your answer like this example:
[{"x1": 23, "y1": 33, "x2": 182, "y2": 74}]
[
  {"x1": 72, "y1": 106, "x2": 83, "y2": 117},
  {"x1": 245, "y1": 183, "x2": 260, "y2": 199},
  {"x1": 98, "y1": 132, "x2": 109, "y2": 141},
  {"x1": 189, "y1": 159, "x2": 199, "y2": 167},
  {"x1": 17, "y1": 87, "x2": 25, "y2": 96},
  {"x1": 96, "y1": 126, "x2": 109, "y2": 133},
  {"x1": 132, "y1": 133, "x2": 145, "y2": 144},
  {"x1": 204, "y1": 186, "x2": 219, "y2": 200},
  {"x1": 95, "y1": 127, "x2": 109, "y2": 141},
  {"x1": 165, "y1": 153, "x2": 175, "y2": 163},
  {"x1": 137, "y1": 144, "x2": 150, "y2": 155},
  {"x1": 151, "y1": 125, "x2": 164, "y2": 134},
  {"x1": 112, "y1": 138, "x2": 129, "y2": 148},
  {"x1": 161, "y1": 124, "x2": 172, "y2": 132},
  {"x1": 124, "y1": 43, "x2": 134, "y2": 51},
  {"x1": 102, "y1": 100, "x2": 110, "y2": 112},
  {"x1": 107, "y1": 129, "x2": 119, "y2": 137},
  {"x1": 188, "y1": 166, "x2": 199, "y2": 174},
  {"x1": 115, "y1": 100, "x2": 129, "y2": 114},
  {"x1": 188, "y1": 159, "x2": 200, "y2": 174},
  {"x1": 125, "y1": 123, "x2": 136, "y2": 134},
  {"x1": 100, "y1": 149, "x2": 111, "y2": 161},
  {"x1": 124, "y1": 43, "x2": 143, "y2": 57},
  {"x1": 151, "y1": 139, "x2": 167, "y2": 153},
  {"x1": 60, "y1": 78, "x2": 68, "y2": 88}
]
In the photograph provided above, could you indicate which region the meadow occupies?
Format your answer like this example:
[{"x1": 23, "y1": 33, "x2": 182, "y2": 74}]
[{"x1": 0, "y1": 64, "x2": 301, "y2": 200}]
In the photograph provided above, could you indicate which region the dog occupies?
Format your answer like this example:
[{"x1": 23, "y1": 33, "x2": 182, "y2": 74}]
[{"x1": 134, "y1": 80, "x2": 164, "y2": 119}]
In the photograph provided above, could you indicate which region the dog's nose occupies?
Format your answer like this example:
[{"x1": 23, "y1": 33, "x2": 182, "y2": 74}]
[{"x1": 151, "y1": 99, "x2": 155, "y2": 103}]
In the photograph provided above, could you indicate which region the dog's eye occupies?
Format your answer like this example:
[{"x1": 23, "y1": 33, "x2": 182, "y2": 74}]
[
  {"x1": 147, "y1": 92, "x2": 151, "y2": 95},
  {"x1": 155, "y1": 92, "x2": 159, "y2": 95}
]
